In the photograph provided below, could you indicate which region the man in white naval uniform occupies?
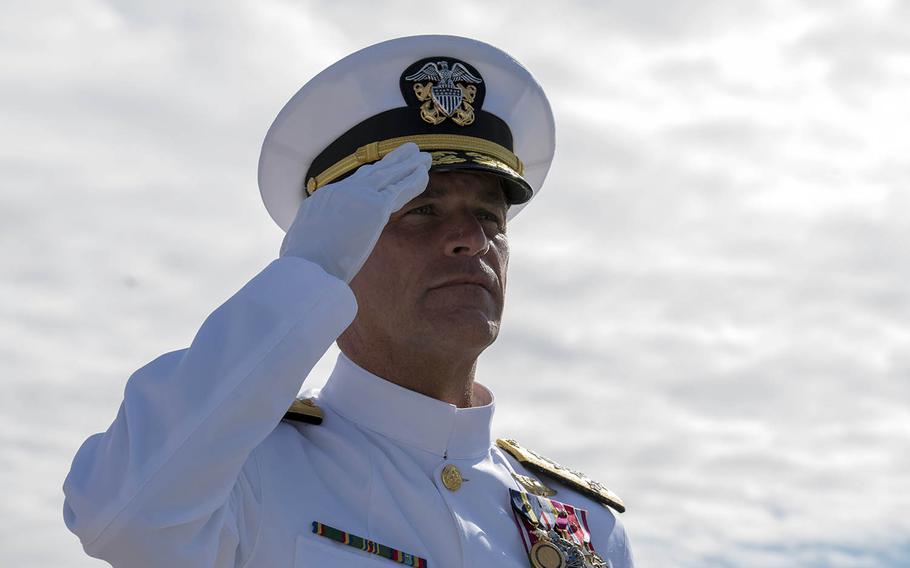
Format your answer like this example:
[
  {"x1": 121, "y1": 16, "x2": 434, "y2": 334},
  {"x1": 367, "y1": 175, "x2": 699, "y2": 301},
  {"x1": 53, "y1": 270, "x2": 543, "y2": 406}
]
[{"x1": 63, "y1": 35, "x2": 634, "y2": 568}]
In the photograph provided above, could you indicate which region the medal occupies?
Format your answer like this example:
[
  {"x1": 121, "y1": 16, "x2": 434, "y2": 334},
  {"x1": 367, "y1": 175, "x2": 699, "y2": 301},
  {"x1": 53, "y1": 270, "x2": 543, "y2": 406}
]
[
  {"x1": 510, "y1": 489, "x2": 607, "y2": 568},
  {"x1": 529, "y1": 536, "x2": 566, "y2": 568}
]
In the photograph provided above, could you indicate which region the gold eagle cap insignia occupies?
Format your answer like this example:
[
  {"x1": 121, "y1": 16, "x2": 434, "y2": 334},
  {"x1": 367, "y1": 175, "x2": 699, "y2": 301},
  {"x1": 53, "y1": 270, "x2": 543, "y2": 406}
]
[
  {"x1": 496, "y1": 438, "x2": 626, "y2": 513},
  {"x1": 403, "y1": 59, "x2": 483, "y2": 126},
  {"x1": 283, "y1": 397, "x2": 324, "y2": 425}
]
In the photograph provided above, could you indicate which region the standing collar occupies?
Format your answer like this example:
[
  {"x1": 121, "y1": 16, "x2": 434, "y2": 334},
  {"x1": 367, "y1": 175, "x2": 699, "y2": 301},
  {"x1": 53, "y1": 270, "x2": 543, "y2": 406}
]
[{"x1": 318, "y1": 352, "x2": 495, "y2": 460}]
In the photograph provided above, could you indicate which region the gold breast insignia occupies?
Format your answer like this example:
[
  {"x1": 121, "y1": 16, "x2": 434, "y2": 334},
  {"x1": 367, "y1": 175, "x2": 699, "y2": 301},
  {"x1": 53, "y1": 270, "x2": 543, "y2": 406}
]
[
  {"x1": 497, "y1": 438, "x2": 625, "y2": 513},
  {"x1": 512, "y1": 472, "x2": 557, "y2": 498}
]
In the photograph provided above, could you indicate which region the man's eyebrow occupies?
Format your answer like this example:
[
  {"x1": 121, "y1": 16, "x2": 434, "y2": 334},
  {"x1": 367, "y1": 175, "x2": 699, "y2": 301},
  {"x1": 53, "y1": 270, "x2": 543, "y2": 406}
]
[
  {"x1": 419, "y1": 185, "x2": 449, "y2": 199},
  {"x1": 419, "y1": 183, "x2": 509, "y2": 208}
]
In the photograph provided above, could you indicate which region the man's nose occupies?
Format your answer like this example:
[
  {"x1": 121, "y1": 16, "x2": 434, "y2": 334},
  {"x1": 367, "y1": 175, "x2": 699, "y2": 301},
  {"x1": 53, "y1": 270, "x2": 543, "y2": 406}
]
[{"x1": 443, "y1": 214, "x2": 490, "y2": 257}]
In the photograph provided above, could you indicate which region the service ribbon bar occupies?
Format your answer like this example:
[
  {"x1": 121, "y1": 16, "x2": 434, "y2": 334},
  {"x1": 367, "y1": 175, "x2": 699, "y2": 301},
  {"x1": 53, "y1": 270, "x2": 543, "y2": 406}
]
[{"x1": 311, "y1": 521, "x2": 428, "y2": 567}]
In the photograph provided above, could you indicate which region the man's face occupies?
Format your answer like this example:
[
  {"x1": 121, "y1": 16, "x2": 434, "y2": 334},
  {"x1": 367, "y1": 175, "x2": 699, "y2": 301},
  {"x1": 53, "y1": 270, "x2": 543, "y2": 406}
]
[{"x1": 344, "y1": 170, "x2": 510, "y2": 356}]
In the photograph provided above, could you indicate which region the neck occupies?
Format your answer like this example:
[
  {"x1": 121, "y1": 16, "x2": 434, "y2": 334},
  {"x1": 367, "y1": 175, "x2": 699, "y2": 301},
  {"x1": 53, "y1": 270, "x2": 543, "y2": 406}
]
[{"x1": 338, "y1": 333, "x2": 484, "y2": 408}]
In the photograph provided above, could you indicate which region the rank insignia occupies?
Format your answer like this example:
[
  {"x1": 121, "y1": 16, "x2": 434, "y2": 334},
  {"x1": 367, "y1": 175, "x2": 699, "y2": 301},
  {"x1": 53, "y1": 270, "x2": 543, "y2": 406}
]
[
  {"x1": 510, "y1": 489, "x2": 607, "y2": 568},
  {"x1": 401, "y1": 57, "x2": 485, "y2": 126},
  {"x1": 497, "y1": 439, "x2": 625, "y2": 513},
  {"x1": 282, "y1": 397, "x2": 324, "y2": 425}
]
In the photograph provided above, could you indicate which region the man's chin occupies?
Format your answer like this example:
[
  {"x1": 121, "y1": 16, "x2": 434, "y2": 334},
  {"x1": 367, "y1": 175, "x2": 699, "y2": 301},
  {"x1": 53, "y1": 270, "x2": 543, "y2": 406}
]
[{"x1": 419, "y1": 308, "x2": 501, "y2": 349}]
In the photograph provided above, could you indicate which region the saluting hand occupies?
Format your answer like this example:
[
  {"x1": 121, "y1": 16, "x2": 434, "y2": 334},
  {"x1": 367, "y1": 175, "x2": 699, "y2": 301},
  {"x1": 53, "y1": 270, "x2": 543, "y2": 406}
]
[{"x1": 279, "y1": 142, "x2": 431, "y2": 283}]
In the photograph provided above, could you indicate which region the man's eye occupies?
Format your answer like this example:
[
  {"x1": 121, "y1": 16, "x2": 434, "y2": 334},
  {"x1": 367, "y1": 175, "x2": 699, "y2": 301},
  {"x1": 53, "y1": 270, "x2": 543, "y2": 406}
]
[
  {"x1": 407, "y1": 204, "x2": 435, "y2": 215},
  {"x1": 477, "y1": 210, "x2": 504, "y2": 227}
]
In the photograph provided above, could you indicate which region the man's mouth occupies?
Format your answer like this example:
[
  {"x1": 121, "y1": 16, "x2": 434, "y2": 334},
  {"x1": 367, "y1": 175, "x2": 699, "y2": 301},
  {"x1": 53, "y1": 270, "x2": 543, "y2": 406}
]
[{"x1": 429, "y1": 278, "x2": 497, "y2": 298}]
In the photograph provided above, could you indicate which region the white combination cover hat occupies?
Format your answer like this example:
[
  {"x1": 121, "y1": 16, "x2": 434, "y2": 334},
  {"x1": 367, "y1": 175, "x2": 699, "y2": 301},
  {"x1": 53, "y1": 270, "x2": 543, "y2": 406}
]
[{"x1": 258, "y1": 34, "x2": 555, "y2": 231}]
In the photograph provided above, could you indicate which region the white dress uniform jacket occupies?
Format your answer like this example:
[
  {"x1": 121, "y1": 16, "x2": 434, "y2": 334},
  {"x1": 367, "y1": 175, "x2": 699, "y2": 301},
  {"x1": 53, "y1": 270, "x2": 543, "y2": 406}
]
[{"x1": 63, "y1": 257, "x2": 634, "y2": 567}]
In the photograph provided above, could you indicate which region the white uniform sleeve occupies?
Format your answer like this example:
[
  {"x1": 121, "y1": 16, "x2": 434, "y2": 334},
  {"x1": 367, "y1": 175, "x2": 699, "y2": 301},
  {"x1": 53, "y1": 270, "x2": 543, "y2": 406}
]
[
  {"x1": 62, "y1": 257, "x2": 357, "y2": 567},
  {"x1": 606, "y1": 515, "x2": 635, "y2": 568}
]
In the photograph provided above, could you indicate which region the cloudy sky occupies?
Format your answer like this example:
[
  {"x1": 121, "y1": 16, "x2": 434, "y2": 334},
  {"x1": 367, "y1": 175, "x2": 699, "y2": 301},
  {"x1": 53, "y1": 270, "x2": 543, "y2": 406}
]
[{"x1": 2, "y1": 0, "x2": 908, "y2": 566}]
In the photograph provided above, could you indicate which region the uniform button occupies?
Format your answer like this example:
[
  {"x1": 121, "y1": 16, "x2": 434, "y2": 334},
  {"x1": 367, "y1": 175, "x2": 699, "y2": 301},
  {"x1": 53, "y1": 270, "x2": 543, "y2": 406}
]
[{"x1": 440, "y1": 464, "x2": 463, "y2": 491}]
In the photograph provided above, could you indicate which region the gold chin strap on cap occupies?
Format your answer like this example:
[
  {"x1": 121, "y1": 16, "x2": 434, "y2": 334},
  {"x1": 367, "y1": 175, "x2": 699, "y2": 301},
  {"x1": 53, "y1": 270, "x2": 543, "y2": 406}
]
[{"x1": 305, "y1": 134, "x2": 524, "y2": 195}]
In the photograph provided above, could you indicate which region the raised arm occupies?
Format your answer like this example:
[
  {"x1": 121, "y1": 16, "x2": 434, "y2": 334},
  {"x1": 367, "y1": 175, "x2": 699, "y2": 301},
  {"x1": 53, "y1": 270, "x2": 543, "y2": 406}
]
[{"x1": 63, "y1": 144, "x2": 431, "y2": 567}]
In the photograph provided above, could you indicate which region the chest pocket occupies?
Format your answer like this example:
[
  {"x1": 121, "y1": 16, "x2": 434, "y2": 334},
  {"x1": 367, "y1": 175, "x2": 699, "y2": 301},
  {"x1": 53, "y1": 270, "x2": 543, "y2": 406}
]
[{"x1": 295, "y1": 534, "x2": 389, "y2": 567}]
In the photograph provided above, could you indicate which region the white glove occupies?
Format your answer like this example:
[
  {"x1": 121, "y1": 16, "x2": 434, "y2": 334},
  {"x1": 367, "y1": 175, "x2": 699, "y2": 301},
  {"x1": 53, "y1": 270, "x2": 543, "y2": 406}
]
[{"x1": 279, "y1": 142, "x2": 431, "y2": 283}]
